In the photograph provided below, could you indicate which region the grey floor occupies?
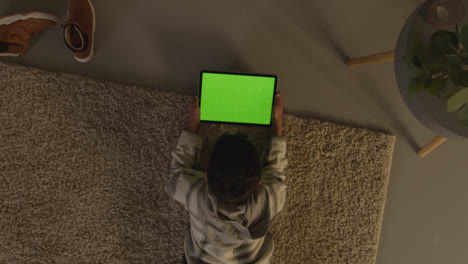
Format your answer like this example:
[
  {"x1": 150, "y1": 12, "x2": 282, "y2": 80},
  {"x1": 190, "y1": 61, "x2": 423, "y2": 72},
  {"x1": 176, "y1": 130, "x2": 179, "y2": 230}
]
[{"x1": 1, "y1": 0, "x2": 468, "y2": 263}]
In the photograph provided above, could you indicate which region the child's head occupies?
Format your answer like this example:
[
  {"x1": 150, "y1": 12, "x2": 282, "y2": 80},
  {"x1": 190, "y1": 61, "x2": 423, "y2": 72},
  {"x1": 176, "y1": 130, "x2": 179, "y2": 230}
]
[{"x1": 207, "y1": 132, "x2": 261, "y2": 205}]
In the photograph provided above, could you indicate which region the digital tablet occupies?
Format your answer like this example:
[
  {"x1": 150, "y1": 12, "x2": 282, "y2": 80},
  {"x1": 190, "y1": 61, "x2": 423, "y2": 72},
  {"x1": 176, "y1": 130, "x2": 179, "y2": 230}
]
[{"x1": 199, "y1": 71, "x2": 277, "y2": 126}]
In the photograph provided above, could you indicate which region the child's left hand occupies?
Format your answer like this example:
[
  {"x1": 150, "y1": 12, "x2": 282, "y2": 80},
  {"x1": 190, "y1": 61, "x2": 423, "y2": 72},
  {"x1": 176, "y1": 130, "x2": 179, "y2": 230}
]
[{"x1": 187, "y1": 96, "x2": 200, "y2": 133}]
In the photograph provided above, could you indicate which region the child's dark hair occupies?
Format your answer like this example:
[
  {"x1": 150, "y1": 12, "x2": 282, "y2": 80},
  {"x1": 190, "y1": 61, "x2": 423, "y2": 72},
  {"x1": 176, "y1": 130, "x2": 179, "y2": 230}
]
[{"x1": 207, "y1": 132, "x2": 261, "y2": 205}]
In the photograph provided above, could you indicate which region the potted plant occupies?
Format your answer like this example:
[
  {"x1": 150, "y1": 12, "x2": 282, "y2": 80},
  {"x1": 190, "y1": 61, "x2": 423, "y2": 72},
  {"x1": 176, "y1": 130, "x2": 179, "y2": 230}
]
[{"x1": 405, "y1": 24, "x2": 468, "y2": 126}]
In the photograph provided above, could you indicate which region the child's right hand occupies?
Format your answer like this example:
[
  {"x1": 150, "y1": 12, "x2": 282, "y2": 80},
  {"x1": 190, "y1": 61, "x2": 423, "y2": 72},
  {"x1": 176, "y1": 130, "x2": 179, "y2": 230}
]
[{"x1": 272, "y1": 91, "x2": 284, "y2": 137}]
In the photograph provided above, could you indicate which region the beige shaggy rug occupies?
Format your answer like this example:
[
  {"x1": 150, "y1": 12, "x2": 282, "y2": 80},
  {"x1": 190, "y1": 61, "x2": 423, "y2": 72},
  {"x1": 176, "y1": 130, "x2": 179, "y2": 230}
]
[{"x1": 0, "y1": 62, "x2": 395, "y2": 264}]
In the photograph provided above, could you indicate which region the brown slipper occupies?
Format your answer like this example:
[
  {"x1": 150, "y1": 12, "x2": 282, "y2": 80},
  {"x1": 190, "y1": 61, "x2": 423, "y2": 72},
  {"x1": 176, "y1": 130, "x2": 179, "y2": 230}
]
[
  {"x1": 62, "y1": 0, "x2": 95, "y2": 63},
  {"x1": 0, "y1": 11, "x2": 57, "y2": 56}
]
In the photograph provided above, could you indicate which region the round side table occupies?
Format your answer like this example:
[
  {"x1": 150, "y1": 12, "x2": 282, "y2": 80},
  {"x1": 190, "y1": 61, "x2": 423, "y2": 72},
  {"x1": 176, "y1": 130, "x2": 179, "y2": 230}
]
[{"x1": 346, "y1": 1, "x2": 468, "y2": 157}]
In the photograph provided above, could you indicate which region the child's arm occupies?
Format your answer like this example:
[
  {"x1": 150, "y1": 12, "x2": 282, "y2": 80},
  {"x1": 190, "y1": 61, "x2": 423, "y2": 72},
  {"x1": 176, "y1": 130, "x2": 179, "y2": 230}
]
[
  {"x1": 261, "y1": 92, "x2": 288, "y2": 219},
  {"x1": 261, "y1": 136, "x2": 288, "y2": 219},
  {"x1": 165, "y1": 97, "x2": 205, "y2": 209}
]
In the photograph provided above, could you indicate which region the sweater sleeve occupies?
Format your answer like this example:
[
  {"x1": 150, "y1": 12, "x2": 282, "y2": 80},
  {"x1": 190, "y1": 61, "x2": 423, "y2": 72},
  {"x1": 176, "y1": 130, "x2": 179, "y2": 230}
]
[
  {"x1": 260, "y1": 136, "x2": 288, "y2": 220},
  {"x1": 165, "y1": 130, "x2": 206, "y2": 210}
]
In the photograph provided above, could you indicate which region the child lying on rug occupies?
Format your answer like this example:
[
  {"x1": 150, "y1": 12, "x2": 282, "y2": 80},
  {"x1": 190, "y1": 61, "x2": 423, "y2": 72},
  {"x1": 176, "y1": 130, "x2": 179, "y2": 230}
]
[{"x1": 166, "y1": 92, "x2": 287, "y2": 264}]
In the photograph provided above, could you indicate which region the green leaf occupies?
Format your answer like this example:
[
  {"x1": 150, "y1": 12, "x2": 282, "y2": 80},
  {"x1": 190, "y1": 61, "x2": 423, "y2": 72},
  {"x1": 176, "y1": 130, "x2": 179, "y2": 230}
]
[
  {"x1": 447, "y1": 87, "x2": 468, "y2": 112},
  {"x1": 427, "y1": 76, "x2": 448, "y2": 94},
  {"x1": 403, "y1": 56, "x2": 419, "y2": 71},
  {"x1": 449, "y1": 64, "x2": 467, "y2": 87},
  {"x1": 419, "y1": 46, "x2": 454, "y2": 68},
  {"x1": 430, "y1": 30, "x2": 458, "y2": 55},
  {"x1": 450, "y1": 63, "x2": 463, "y2": 74},
  {"x1": 404, "y1": 55, "x2": 425, "y2": 71},
  {"x1": 410, "y1": 32, "x2": 425, "y2": 58},
  {"x1": 450, "y1": 70, "x2": 468, "y2": 87},
  {"x1": 457, "y1": 105, "x2": 468, "y2": 127},
  {"x1": 460, "y1": 25, "x2": 468, "y2": 51},
  {"x1": 412, "y1": 56, "x2": 423, "y2": 69},
  {"x1": 407, "y1": 76, "x2": 426, "y2": 99},
  {"x1": 424, "y1": 77, "x2": 432, "y2": 88}
]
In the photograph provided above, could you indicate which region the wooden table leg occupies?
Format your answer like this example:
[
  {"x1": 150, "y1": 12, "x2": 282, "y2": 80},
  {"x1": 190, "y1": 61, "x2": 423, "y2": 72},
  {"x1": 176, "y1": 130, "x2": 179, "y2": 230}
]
[
  {"x1": 346, "y1": 50, "x2": 395, "y2": 67},
  {"x1": 417, "y1": 136, "x2": 447, "y2": 157}
]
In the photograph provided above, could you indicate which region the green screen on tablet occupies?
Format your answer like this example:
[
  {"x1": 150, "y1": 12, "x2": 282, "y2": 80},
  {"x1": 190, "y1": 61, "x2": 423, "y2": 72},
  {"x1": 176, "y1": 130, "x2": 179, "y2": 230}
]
[{"x1": 199, "y1": 71, "x2": 277, "y2": 125}]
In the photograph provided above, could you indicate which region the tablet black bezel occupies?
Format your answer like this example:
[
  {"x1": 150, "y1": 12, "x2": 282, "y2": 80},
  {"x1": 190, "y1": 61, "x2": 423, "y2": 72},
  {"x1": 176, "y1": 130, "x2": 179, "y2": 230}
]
[{"x1": 198, "y1": 70, "x2": 278, "y2": 127}]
